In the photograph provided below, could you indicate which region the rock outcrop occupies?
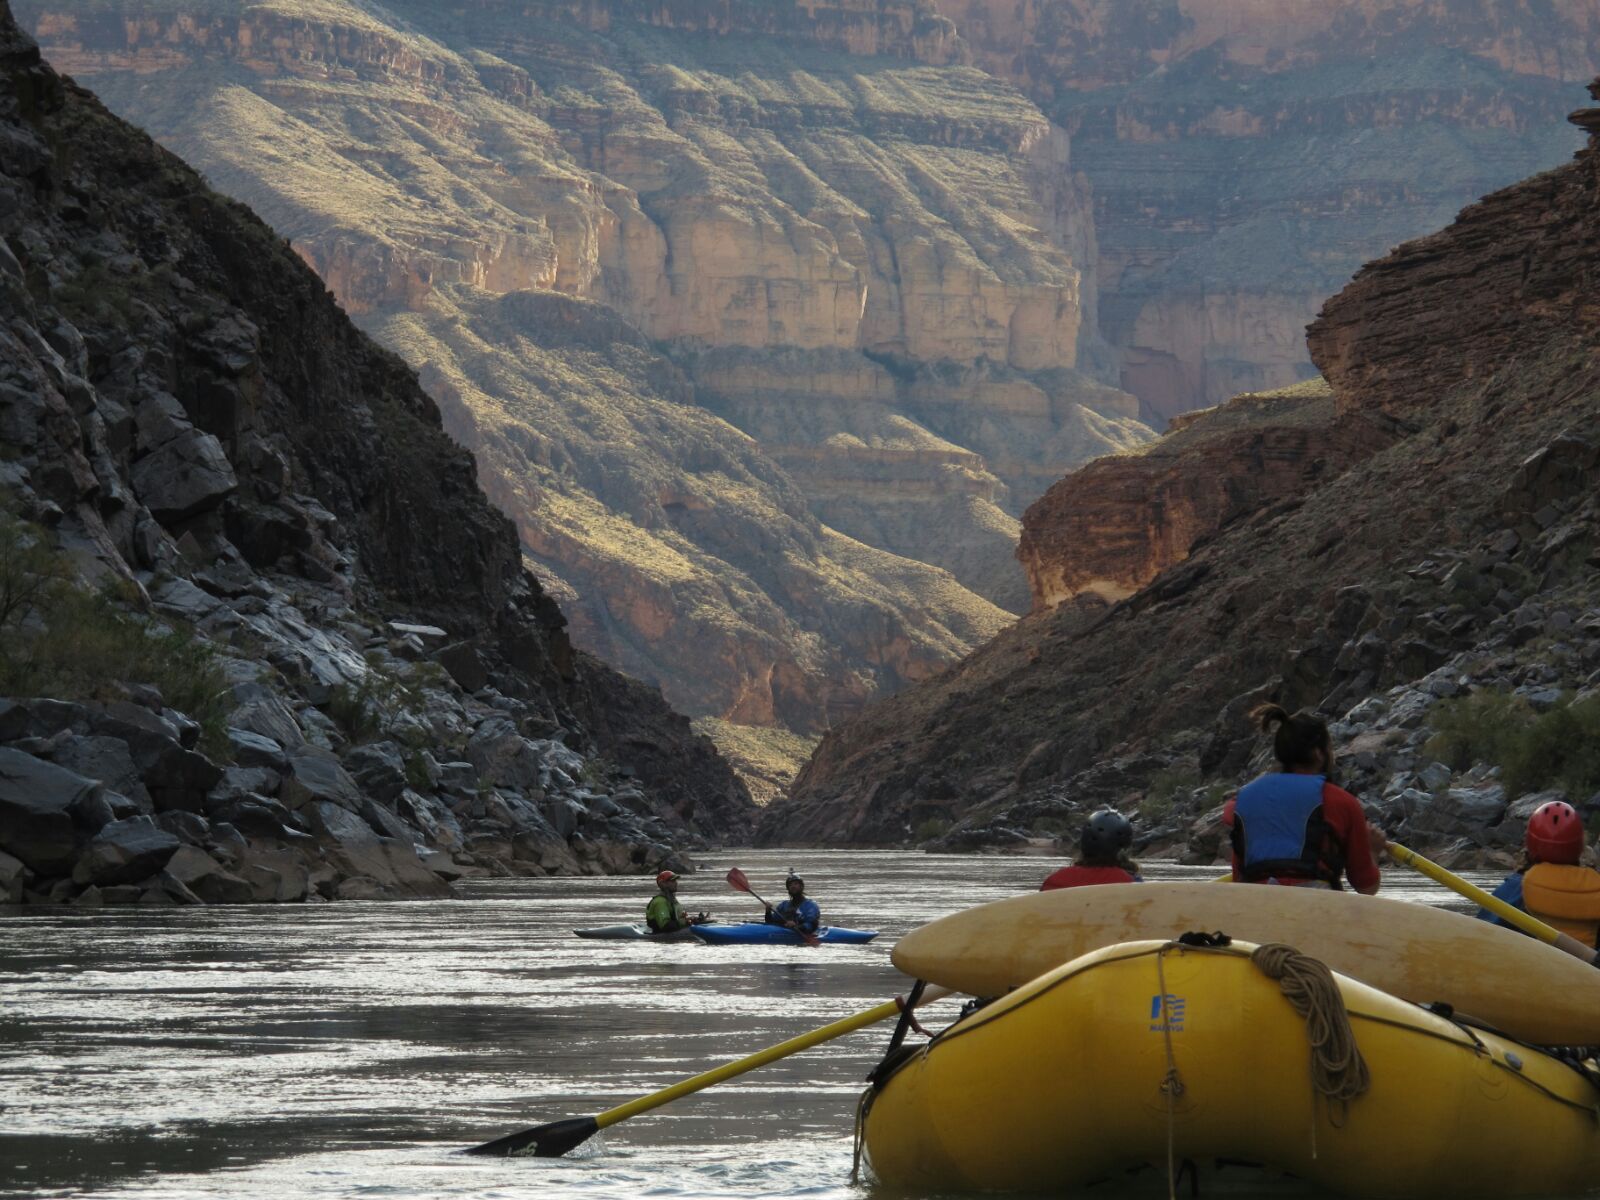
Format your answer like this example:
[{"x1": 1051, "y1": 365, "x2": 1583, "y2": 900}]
[
  {"x1": 933, "y1": 0, "x2": 1600, "y2": 422},
  {"x1": 0, "y1": 2, "x2": 753, "y2": 905},
  {"x1": 18, "y1": 0, "x2": 1149, "y2": 752},
  {"x1": 1017, "y1": 379, "x2": 1397, "y2": 609},
  {"x1": 760, "y1": 76, "x2": 1600, "y2": 858}
]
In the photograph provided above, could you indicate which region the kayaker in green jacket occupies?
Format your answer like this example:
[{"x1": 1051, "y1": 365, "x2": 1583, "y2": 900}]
[{"x1": 645, "y1": 870, "x2": 707, "y2": 933}]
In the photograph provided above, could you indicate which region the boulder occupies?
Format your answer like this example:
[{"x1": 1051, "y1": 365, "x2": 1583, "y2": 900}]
[
  {"x1": 358, "y1": 797, "x2": 413, "y2": 842},
  {"x1": 343, "y1": 741, "x2": 407, "y2": 802},
  {"x1": 280, "y1": 745, "x2": 362, "y2": 811},
  {"x1": 0, "y1": 747, "x2": 105, "y2": 873},
  {"x1": 164, "y1": 844, "x2": 254, "y2": 904},
  {"x1": 94, "y1": 706, "x2": 222, "y2": 812},
  {"x1": 0, "y1": 848, "x2": 30, "y2": 902},
  {"x1": 129, "y1": 427, "x2": 238, "y2": 521},
  {"x1": 435, "y1": 641, "x2": 488, "y2": 692},
  {"x1": 465, "y1": 719, "x2": 543, "y2": 791},
  {"x1": 47, "y1": 735, "x2": 151, "y2": 810},
  {"x1": 73, "y1": 817, "x2": 180, "y2": 886},
  {"x1": 308, "y1": 801, "x2": 451, "y2": 899},
  {"x1": 205, "y1": 795, "x2": 307, "y2": 840},
  {"x1": 227, "y1": 728, "x2": 287, "y2": 771},
  {"x1": 209, "y1": 765, "x2": 282, "y2": 802},
  {"x1": 155, "y1": 809, "x2": 211, "y2": 845},
  {"x1": 227, "y1": 697, "x2": 304, "y2": 748}
]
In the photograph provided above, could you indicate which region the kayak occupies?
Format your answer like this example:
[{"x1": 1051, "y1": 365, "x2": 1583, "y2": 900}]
[
  {"x1": 572, "y1": 924, "x2": 700, "y2": 941},
  {"x1": 690, "y1": 923, "x2": 878, "y2": 946},
  {"x1": 891, "y1": 881, "x2": 1600, "y2": 1044},
  {"x1": 862, "y1": 937, "x2": 1600, "y2": 1197}
]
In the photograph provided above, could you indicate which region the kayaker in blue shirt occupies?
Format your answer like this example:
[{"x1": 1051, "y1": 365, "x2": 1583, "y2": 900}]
[{"x1": 764, "y1": 872, "x2": 821, "y2": 935}]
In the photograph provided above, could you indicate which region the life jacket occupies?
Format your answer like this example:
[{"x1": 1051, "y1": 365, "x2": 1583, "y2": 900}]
[
  {"x1": 1230, "y1": 773, "x2": 1344, "y2": 888},
  {"x1": 1040, "y1": 865, "x2": 1139, "y2": 890},
  {"x1": 1523, "y1": 864, "x2": 1600, "y2": 947},
  {"x1": 645, "y1": 891, "x2": 687, "y2": 932}
]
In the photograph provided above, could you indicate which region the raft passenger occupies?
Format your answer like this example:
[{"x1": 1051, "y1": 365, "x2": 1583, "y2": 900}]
[
  {"x1": 1041, "y1": 809, "x2": 1142, "y2": 889},
  {"x1": 1223, "y1": 704, "x2": 1385, "y2": 893},
  {"x1": 645, "y1": 869, "x2": 706, "y2": 933},
  {"x1": 1477, "y1": 800, "x2": 1600, "y2": 947},
  {"x1": 764, "y1": 872, "x2": 821, "y2": 935}
]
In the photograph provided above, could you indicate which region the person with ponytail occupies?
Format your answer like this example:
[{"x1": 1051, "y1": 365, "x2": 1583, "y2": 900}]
[{"x1": 1222, "y1": 703, "x2": 1385, "y2": 893}]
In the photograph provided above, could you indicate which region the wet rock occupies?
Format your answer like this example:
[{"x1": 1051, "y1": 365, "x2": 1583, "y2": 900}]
[
  {"x1": 0, "y1": 849, "x2": 30, "y2": 902},
  {"x1": 164, "y1": 844, "x2": 234, "y2": 901},
  {"x1": 279, "y1": 746, "x2": 362, "y2": 811},
  {"x1": 0, "y1": 747, "x2": 105, "y2": 873},
  {"x1": 73, "y1": 816, "x2": 180, "y2": 886}
]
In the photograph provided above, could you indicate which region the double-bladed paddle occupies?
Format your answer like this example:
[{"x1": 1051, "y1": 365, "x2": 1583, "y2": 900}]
[
  {"x1": 1387, "y1": 840, "x2": 1600, "y2": 965},
  {"x1": 726, "y1": 866, "x2": 822, "y2": 946},
  {"x1": 464, "y1": 984, "x2": 950, "y2": 1157}
]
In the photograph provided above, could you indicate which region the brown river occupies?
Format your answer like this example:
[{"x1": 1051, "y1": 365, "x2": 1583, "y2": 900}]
[{"x1": 0, "y1": 850, "x2": 1504, "y2": 1199}]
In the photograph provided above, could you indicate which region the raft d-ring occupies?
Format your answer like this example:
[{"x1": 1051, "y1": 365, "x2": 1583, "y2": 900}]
[{"x1": 1504, "y1": 1051, "x2": 1524, "y2": 1072}]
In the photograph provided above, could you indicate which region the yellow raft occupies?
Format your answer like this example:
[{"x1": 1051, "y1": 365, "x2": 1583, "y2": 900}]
[{"x1": 862, "y1": 939, "x2": 1600, "y2": 1198}]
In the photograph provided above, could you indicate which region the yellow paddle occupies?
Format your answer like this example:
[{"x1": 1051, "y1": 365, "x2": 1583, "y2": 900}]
[
  {"x1": 465, "y1": 985, "x2": 951, "y2": 1157},
  {"x1": 1387, "y1": 841, "x2": 1600, "y2": 965}
]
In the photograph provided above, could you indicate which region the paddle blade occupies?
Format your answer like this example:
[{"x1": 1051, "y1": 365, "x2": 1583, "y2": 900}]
[
  {"x1": 725, "y1": 867, "x2": 752, "y2": 893},
  {"x1": 464, "y1": 1115, "x2": 599, "y2": 1158}
]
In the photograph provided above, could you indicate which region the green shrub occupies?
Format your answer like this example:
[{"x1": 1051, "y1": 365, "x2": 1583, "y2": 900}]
[
  {"x1": 1426, "y1": 689, "x2": 1600, "y2": 801},
  {"x1": 1140, "y1": 764, "x2": 1200, "y2": 821},
  {"x1": 0, "y1": 508, "x2": 230, "y2": 756},
  {"x1": 912, "y1": 817, "x2": 950, "y2": 843}
]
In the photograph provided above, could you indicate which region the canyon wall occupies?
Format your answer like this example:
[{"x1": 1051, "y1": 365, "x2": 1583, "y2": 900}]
[
  {"x1": 933, "y1": 0, "x2": 1600, "y2": 422},
  {"x1": 762, "y1": 76, "x2": 1600, "y2": 846},
  {"x1": 20, "y1": 0, "x2": 1150, "y2": 745}
]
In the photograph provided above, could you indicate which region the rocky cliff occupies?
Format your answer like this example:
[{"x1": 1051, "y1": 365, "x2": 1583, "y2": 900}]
[
  {"x1": 761, "y1": 76, "x2": 1600, "y2": 862},
  {"x1": 933, "y1": 0, "x2": 1600, "y2": 422},
  {"x1": 0, "y1": 1, "x2": 754, "y2": 907},
  {"x1": 1017, "y1": 378, "x2": 1397, "y2": 609},
  {"x1": 18, "y1": 0, "x2": 1150, "y2": 752}
]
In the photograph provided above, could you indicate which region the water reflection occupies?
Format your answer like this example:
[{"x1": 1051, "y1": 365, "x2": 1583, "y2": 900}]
[{"x1": 0, "y1": 851, "x2": 1492, "y2": 1199}]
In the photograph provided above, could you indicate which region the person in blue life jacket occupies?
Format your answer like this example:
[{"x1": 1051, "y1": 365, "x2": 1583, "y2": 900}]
[
  {"x1": 1223, "y1": 704, "x2": 1386, "y2": 893},
  {"x1": 1477, "y1": 800, "x2": 1600, "y2": 947},
  {"x1": 764, "y1": 871, "x2": 821, "y2": 935}
]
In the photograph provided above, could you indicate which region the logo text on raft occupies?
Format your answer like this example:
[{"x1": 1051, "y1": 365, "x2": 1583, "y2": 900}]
[{"x1": 1149, "y1": 994, "x2": 1186, "y2": 1032}]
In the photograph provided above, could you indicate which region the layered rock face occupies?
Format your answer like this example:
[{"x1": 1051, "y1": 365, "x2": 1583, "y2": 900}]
[
  {"x1": 19, "y1": 0, "x2": 1149, "y2": 749},
  {"x1": 761, "y1": 78, "x2": 1600, "y2": 852},
  {"x1": 0, "y1": 2, "x2": 753, "y2": 905},
  {"x1": 1017, "y1": 379, "x2": 1397, "y2": 609},
  {"x1": 933, "y1": 0, "x2": 1599, "y2": 422}
]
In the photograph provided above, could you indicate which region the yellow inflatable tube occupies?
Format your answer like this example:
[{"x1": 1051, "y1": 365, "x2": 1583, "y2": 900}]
[{"x1": 863, "y1": 940, "x2": 1600, "y2": 1198}]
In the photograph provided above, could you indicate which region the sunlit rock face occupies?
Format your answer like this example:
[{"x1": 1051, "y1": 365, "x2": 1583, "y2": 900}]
[
  {"x1": 931, "y1": 0, "x2": 1599, "y2": 422},
  {"x1": 20, "y1": 0, "x2": 1153, "y2": 739}
]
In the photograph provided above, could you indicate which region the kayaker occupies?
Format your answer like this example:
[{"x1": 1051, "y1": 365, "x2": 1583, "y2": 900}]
[
  {"x1": 763, "y1": 871, "x2": 821, "y2": 935},
  {"x1": 1223, "y1": 704, "x2": 1385, "y2": 893},
  {"x1": 1041, "y1": 809, "x2": 1142, "y2": 889},
  {"x1": 1477, "y1": 800, "x2": 1600, "y2": 946},
  {"x1": 645, "y1": 870, "x2": 708, "y2": 933}
]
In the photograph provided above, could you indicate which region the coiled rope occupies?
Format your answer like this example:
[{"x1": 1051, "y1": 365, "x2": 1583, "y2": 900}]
[{"x1": 1250, "y1": 942, "x2": 1371, "y2": 1106}]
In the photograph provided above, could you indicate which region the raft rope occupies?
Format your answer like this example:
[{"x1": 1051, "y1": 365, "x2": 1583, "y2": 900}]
[{"x1": 1249, "y1": 942, "x2": 1371, "y2": 1124}]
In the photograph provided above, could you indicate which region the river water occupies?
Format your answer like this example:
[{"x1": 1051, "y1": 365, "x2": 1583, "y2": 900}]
[{"x1": 0, "y1": 850, "x2": 1495, "y2": 1200}]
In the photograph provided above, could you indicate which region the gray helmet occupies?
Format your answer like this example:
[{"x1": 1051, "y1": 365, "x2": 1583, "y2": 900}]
[{"x1": 1081, "y1": 809, "x2": 1133, "y2": 862}]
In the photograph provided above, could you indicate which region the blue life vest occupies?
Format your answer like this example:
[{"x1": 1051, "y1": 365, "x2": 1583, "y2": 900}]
[
  {"x1": 1231, "y1": 773, "x2": 1345, "y2": 887},
  {"x1": 767, "y1": 897, "x2": 821, "y2": 934}
]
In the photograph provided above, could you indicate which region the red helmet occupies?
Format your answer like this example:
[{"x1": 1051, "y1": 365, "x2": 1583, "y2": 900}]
[
  {"x1": 655, "y1": 870, "x2": 679, "y2": 885},
  {"x1": 1526, "y1": 800, "x2": 1585, "y2": 864}
]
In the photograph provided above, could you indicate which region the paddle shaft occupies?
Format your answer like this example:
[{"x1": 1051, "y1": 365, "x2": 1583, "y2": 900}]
[
  {"x1": 591, "y1": 986, "x2": 952, "y2": 1132},
  {"x1": 1387, "y1": 841, "x2": 1600, "y2": 965}
]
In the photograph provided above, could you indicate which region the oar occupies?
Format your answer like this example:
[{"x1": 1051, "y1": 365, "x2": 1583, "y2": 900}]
[
  {"x1": 1387, "y1": 841, "x2": 1600, "y2": 965},
  {"x1": 727, "y1": 866, "x2": 821, "y2": 946},
  {"x1": 464, "y1": 985, "x2": 952, "y2": 1157}
]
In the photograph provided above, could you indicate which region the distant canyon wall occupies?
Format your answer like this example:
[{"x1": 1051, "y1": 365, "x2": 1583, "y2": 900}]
[
  {"x1": 21, "y1": 0, "x2": 1153, "y2": 738},
  {"x1": 933, "y1": 0, "x2": 1599, "y2": 422}
]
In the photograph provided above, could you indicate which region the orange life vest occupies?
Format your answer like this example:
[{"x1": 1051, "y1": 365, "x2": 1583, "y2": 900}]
[{"x1": 1522, "y1": 863, "x2": 1600, "y2": 947}]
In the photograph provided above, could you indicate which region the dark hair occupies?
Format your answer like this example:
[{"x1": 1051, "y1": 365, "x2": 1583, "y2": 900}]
[{"x1": 1250, "y1": 703, "x2": 1331, "y2": 771}]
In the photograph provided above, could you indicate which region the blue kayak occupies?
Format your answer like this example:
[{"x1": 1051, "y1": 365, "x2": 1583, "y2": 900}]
[{"x1": 690, "y1": 923, "x2": 878, "y2": 946}]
